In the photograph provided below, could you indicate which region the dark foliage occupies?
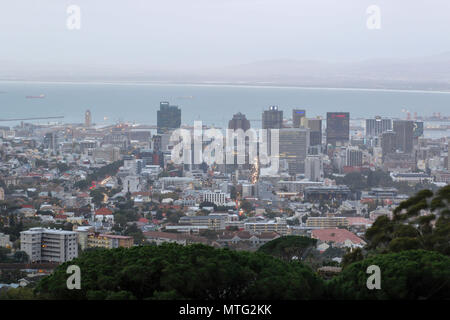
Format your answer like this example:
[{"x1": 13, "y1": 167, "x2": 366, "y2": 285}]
[
  {"x1": 328, "y1": 250, "x2": 450, "y2": 299},
  {"x1": 35, "y1": 243, "x2": 324, "y2": 300}
]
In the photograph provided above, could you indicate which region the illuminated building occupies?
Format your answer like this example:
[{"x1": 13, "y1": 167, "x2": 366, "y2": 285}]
[{"x1": 20, "y1": 228, "x2": 78, "y2": 263}]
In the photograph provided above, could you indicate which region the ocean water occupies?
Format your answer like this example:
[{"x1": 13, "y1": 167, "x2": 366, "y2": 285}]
[{"x1": 0, "y1": 81, "x2": 449, "y2": 135}]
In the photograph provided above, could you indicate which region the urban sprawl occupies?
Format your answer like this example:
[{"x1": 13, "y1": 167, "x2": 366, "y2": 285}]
[{"x1": 0, "y1": 102, "x2": 449, "y2": 289}]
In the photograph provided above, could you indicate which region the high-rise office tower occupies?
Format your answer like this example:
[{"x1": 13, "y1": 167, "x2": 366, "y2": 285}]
[
  {"x1": 44, "y1": 132, "x2": 57, "y2": 151},
  {"x1": 228, "y1": 112, "x2": 251, "y2": 131},
  {"x1": 381, "y1": 131, "x2": 397, "y2": 159},
  {"x1": 279, "y1": 128, "x2": 310, "y2": 175},
  {"x1": 263, "y1": 106, "x2": 283, "y2": 157},
  {"x1": 305, "y1": 155, "x2": 323, "y2": 182},
  {"x1": 413, "y1": 121, "x2": 424, "y2": 145},
  {"x1": 292, "y1": 109, "x2": 306, "y2": 128},
  {"x1": 152, "y1": 134, "x2": 162, "y2": 152},
  {"x1": 85, "y1": 110, "x2": 92, "y2": 127},
  {"x1": 393, "y1": 120, "x2": 414, "y2": 153},
  {"x1": 345, "y1": 147, "x2": 363, "y2": 167},
  {"x1": 262, "y1": 106, "x2": 283, "y2": 129},
  {"x1": 326, "y1": 112, "x2": 350, "y2": 147},
  {"x1": 365, "y1": 116, "x2": 392, "y2": 137},
  {"x1": 157, "y1": 101, "x2": 181, "y2": 134},
  {"x1": 413, "y1": 121, "x2": 424, "y2": 137},
  {"x1": 307, "y1": 118, "x2": 322, "y2": 146},
  {"x1": 228, "y1": 112, "x2": 252, "y2": 169}
]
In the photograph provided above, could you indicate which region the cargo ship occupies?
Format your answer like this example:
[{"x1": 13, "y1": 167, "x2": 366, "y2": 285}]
[{"x1": 26, "y1": 94, "x2": 45, "y2": 99}]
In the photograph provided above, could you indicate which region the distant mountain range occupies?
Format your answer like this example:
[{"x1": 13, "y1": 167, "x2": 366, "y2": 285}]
[
  {"x1": 195, "y1": 52, "x2": 450, "y2": 90},
  {"x1": 2, "y1": 52, "x2": 450, "y2": 91}
]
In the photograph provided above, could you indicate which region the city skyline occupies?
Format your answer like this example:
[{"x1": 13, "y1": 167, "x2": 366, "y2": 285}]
[{"x1": 0, "y1": 0, "x2": 449, "y2": 306}]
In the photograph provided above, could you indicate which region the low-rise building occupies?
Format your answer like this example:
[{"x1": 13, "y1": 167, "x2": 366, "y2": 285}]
[
  {"x1": 179, "y1": 215, "x2": 227, "y2": 230},
  {"x1": 217, "y1": 231, "x2": 280, "y2": 247},
  {"x1": 306, "y1": 216, "x2": 349, "y2": 228},
  {"x1": 391, "y1": 172, "x2": 433, "y2": 185},
  {"x1": 143, "y1": 231, "x2": 208, "y2": 246},
  {"x1": 244, "y1": 218, "x2": 288, "y2": 235},
  {"x1": 87, "y1": 233, "x2": 134, "y2": 249}
]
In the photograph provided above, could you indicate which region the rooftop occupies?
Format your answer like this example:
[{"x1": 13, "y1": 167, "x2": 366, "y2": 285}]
[{"x1": 311, "y1": 228, "x2": 364, "y2": 245}]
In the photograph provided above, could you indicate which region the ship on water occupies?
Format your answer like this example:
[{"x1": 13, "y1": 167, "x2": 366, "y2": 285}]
[{"x1": 26, "y1": 94, "x2": 45, "y2": 99}]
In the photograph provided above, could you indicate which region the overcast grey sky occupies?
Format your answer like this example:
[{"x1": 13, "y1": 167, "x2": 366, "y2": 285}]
[{"x1": 1, "y1": 0, "x2": 450, "y2": 72}]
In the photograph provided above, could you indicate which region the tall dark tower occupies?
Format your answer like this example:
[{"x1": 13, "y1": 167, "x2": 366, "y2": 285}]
[
  {"x1": 228, "y1": 112, "x2": 250, "y2": 131},
  {"x1": 307, "y1": 118, "x2": 322, "y2": 146},
  {"x1": 381, "y1": 131, "x2": 397, "y2": 159},
  {"x1": 228, "y1": 112, "x2": 252, "y2": 169},
  {"x1": 157, "y1": 101, "x2": 181, "y2": 134},
  {"x1": 292, "y1": 109, "x2": 306, "y2": 128},
  {"x1": 393, "y1": 120, "x2": 414, "y2": 153},
  {"x1": 262, "y1": 106, "x2": 283, "y2": 129},
  {"x1": 326, "y1": 112, "x2": 350, "y2": 147}
]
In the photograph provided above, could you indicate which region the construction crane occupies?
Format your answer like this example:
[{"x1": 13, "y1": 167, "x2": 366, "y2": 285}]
[
  {"x1": 401, "y1": 109, "x2": 411, "y2": 120},
  {"x1": 0, "y1": 116, "x2": 64, "y2": 122}
]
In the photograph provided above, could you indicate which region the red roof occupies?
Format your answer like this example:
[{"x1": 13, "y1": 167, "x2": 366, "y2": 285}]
[
  {"x1": 22, "y1": 205, "x2": 34, "y2": 209},
  {"x1": 138, "y1": 218, "x2": 149, "y2": 223},
  {"x1": 311, "y1": 228, "x2": 364, "y2": 245},
  {"x1": 95, "y1": 207, "x2": 113, "y2": 215},
  {"x1": 346, "y1": 217, "x2": 373, "y2": 226}
]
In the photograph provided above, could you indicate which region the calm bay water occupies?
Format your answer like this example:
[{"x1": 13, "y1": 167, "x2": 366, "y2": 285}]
[{"x1": 0, "y1": 81, "x2": 449, "y2": 137}]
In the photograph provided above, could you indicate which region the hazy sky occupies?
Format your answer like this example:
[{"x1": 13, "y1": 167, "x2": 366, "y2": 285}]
[{"x1": 1, "y1": 0, "x2": 450, "y2": 72}]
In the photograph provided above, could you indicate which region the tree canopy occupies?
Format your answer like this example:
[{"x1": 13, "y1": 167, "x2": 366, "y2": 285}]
[
  {"x1": 364, "y1": 186, "x2": 450, "y2": 256},
  {"x1": 35, "y1": 243, "x2": 324, "y2": 300},
  {"x1": 258, "y1": 236, "x2": 317, "y2": 261},
  {"x1": 328, "y1": 250, "x2": 450, "y2": 299}
]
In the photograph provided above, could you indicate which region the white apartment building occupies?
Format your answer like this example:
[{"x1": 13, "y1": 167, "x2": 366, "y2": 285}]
[
  {"x1": 20, "y1": 228, "x2": 78, "y2": 263},
  {"x1": 391, "y1": 172, "x2": 433, "y2": 185},
  {"x1": 202, "y1": 190, "x2": 229, "y2": 205}
]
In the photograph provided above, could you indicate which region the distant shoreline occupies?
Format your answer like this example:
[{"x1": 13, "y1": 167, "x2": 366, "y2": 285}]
[{"x1": 1, "y1": 79, "x2": 450, "y2": 95}]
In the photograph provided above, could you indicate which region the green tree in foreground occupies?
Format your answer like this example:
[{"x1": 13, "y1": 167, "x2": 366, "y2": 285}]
[
  {"x1": 0, "y1": 287, "x2": 37, "y2": 300},
  {"x1": 35, "y1": 244, "x2": 324, "y2": 300},
  {"x1": 258, "y1": 236, "x2": 317, "y2": 261},
  {"x1": 364, "y1": 186, "x2": 450, "y2": 256},
  {"x1": 328, "y1": 250, "x2": 450, "y2": 299}
]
